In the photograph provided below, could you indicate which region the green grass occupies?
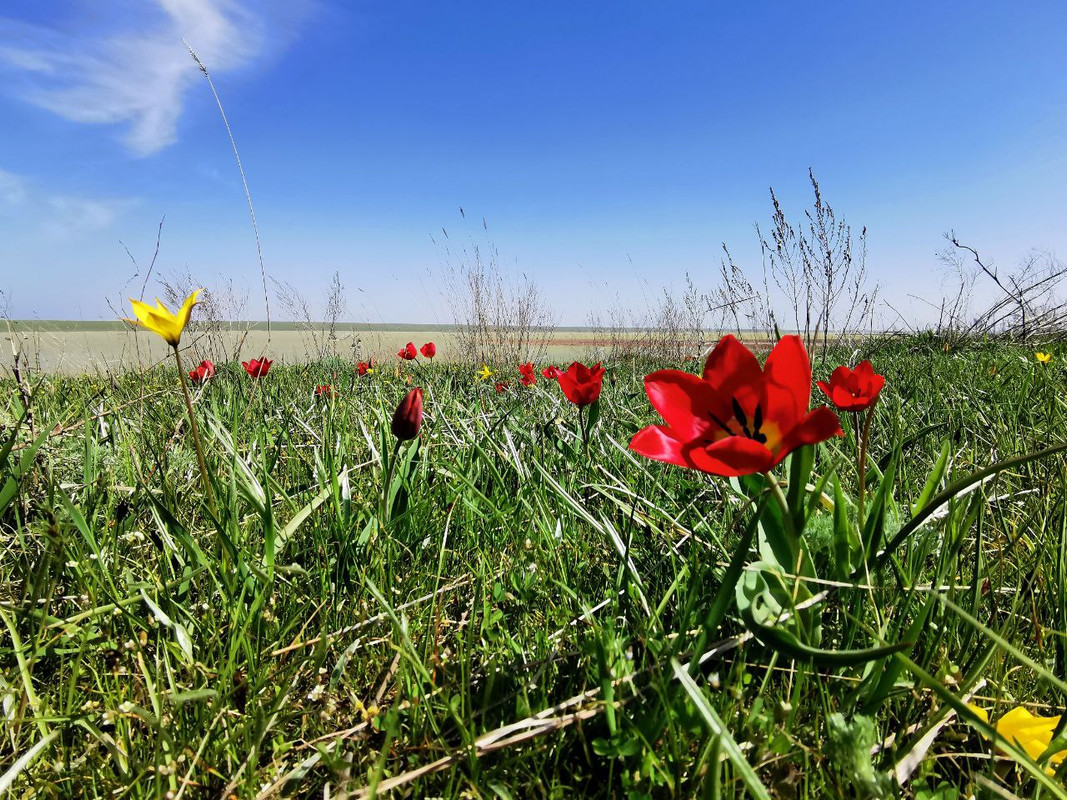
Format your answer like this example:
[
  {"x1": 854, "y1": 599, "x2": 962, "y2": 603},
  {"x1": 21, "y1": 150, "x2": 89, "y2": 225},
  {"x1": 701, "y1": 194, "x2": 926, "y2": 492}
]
[{"x1": 1, "y1": 336, "x2": 1065, "y2": 798}]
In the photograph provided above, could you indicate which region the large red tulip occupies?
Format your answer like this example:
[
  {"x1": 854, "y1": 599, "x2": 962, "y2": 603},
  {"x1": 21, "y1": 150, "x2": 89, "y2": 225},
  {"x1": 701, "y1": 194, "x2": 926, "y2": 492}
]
[
  {"x1": 397, "y1": 342, "x2": 417, "y2": 360},
  {"x1": 242, "y1": 357, "x2": 272, "y2": 378},
  {"x1": 391, "y1": 387, "x2": 424, "y2": 440},
  {"x1": 556, "y1": 361, "x2": 605, "y2": 406},
  {"x1": 817, "y1": 361, "x2": 885, "y2": 412},
  {"x1": 630, "y1": 335, "x2": 842, "y2": 477},
  {"x1": 188, "y1": 359, "x2": 215, "y2": 384},
  {"x1": 420, "y1": 342, "x2": 436, "y2": 359}
]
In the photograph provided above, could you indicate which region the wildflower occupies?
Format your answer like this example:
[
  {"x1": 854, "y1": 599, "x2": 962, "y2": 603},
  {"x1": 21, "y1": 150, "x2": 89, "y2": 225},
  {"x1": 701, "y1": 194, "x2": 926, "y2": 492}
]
[
  {"x1": 315, "y1": 384, "x2": 335, "y2": 399},
  {"x1": 1036, "y1": 351, "x2": 1052, "y2": 365},
  {"x1": 357, "y1": 360, "x2": 374, "y2": 376},
  {"x1": 397, "y1": 342, "x2": 417, "y2": 360},
  {"x1": 391, "y1": 387, "x2": 424, "y2": 441},
  {"x1": 816, "y1": 360, "x2": 886, "y2": 412},
  {"x1": 420, "y1": 342, "x2": 436, "y2": 359},
  {"x1": 495, "y1": 381, "x2": 510, "y2": 393},
  {"x1": 630, "y1": 335, "x2": 842, "y2": 477},
  {"x1": 541, "y1": 365, "x2": 561, "y2": 380},
  {"x1": 476, "y1": 364, "x2": 493, "y2": 380},
  {"x1": 969, "y1": 705, "x2": 1066, "y2": 773},
  {"x1": 555, "y1": 361, "x2": 605, "y2": 407},
  {"x1": 519, "y1": 362, "x2": 537, "y2": 386},
  {"x1": 188, "y1": 359, "x2": 215, "y2": 384},
  {"x1": 126, "y1": 289, "x2": 200, "y2": 347},
  {"x1": 242, "y1": 357, "x2": 273, "y2": 378}
]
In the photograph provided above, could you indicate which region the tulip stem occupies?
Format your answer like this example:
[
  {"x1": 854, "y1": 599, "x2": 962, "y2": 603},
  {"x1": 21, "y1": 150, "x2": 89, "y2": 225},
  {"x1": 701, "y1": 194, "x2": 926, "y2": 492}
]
[
  {"x1": 763, "y1": 470, "x2": 798, "y2": 560},
  {"x1": 381, "y1": 439, "x2": 402, "y2": 524},
  {"x1": 856, "y1": 403, "x2": 876, "y2": 528},
  {"x1": 578, "y1": 405, "x2": 588, "y2": 453},
  {"x1": 174, "y1": 347, "x2": 217, "y2": 517}
]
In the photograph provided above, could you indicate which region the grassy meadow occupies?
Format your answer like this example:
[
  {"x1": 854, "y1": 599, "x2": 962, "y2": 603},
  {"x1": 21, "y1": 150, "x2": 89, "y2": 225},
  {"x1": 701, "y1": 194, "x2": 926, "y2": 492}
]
[{"x1": 1, "y1": 333, "x2": 1066, "y2": 798}]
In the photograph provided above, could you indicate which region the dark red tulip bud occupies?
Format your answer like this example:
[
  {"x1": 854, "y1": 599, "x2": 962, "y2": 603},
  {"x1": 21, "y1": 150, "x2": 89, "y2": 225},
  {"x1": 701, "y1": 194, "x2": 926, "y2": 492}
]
[{"x1": 391, "y1": 387, "x2": 424, "y2": 441}]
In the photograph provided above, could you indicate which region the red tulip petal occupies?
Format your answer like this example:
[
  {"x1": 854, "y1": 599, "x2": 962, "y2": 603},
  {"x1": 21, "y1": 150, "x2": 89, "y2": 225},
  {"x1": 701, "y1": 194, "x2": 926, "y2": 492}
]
[
  {"x1": 816, "y1": 380, "x2": 832, "y2": 401},
  {"x1": 702, "y1": 335, "x2": 763, "y2": 390},
  {"x1": 629, "y1": 425, "x2": 693, "y2": 469},
  {"x1": 763, "y1": 335, "x2": 812, "y2": 428},
  {"x1": 689, "y1": 436, "x2": 774, "y2": 477},
  {"x1": 831, "y1": 383, "x2": 862, "y2": 410},
  {"x1": 772, "y1": 407, "x2": 843, "y2": 467},
  {"x1": 643, "y1": 369, "x2": 720, "y2": 442}
]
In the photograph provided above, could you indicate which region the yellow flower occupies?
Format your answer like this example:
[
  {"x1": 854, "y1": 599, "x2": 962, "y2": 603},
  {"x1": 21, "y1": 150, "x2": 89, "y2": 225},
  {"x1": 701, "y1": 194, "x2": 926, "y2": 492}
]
[
  {"x1": 1035, "y1": 351, "x2": 1052, "y2": 365},
  {"x1": 476, "y1": 364, "x2": 493, "y2": 380},
  {"x1": 970, "y1": 705, "x2": 1066, "y2": 773},
  {"x1": 126, "y1": 290, "x2": 201, "y2": 347}
]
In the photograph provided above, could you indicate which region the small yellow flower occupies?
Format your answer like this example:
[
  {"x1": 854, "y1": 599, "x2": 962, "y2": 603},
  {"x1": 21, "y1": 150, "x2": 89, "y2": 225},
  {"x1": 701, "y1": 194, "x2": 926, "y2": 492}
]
[
  {"x1": 476, "y1": 364, "x2": 493, "y2": 380},
  {"x1": 126, "y1": 289, "x2": 201, "y2": 347},
  {"x1": 969, "y1": 705, "x2": 1066, "y2": 773},
  {"x1": 1035, "y1": 351, "x2": 1052, "y2": 365}
]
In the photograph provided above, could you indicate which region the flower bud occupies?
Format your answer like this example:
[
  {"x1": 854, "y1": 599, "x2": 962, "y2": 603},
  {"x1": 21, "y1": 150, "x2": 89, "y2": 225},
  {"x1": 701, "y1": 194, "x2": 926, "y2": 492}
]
[{"x1": 391, "y1": 387, "x2": 424, "y2": 441}]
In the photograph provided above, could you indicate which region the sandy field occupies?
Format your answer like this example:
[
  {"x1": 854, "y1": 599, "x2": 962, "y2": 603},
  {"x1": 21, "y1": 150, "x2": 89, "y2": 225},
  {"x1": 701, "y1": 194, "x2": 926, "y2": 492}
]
[{"x1": 2, "y1": 322, "x2": 711, "y2": 374}]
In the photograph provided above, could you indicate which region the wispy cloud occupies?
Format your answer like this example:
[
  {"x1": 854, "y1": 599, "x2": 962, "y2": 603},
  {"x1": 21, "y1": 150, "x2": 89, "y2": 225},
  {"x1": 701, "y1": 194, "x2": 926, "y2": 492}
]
[
  {"x1": 0, "y1": 165, "x2": 129, "y2": 236},
  {"x1": 0, "y1": 167, "x2": 28, "y2": 206},
  {"x1": 0, "y1": 1, "x2": 297, "y2": 156}
]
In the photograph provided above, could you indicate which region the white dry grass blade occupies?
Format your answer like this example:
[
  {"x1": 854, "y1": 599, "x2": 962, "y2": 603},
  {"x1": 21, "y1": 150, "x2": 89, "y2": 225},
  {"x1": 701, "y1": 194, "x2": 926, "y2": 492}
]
[
  {"x1": 0, "y1": 730, "x2": 59, "y2": 794},
  {"x1": 671, "y1": 658, "x2": 772, "y2": 800},
  {"x1": 890, "y1": 678, "x2": 986, "y2": 785}
]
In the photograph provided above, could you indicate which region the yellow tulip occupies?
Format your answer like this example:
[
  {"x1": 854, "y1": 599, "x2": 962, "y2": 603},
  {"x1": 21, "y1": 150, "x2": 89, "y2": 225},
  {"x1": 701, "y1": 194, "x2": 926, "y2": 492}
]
[
  {"x1": 997, "y1": 707, "x2": 1064, "y2": 768},
  {"x1": 126, "y1": 289, "x2": 201, "y2": 347},
  {"x1": 1035, "y1": 351, "x2": 1052, "y2": 365},
  {"x1": 476, "y1": 364, "x2": 493, "y2": 380},
  {"x1": 970, "y1": 705, "x2": 1066, "y2": 773}
]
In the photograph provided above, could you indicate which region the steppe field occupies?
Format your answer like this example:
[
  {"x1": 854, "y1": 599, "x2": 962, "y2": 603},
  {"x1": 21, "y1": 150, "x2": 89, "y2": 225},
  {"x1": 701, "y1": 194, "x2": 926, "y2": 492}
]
[{"x1": 2, "y1": 320, "x2": 1065, "y2": 798}]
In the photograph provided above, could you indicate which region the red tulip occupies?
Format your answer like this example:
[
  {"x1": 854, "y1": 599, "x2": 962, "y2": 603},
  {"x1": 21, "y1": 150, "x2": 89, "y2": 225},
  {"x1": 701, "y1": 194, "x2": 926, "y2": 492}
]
[
  {"x1": 816, "y1": 361, "x2": 885, "y2": 412},
  {"x1": 315, "y1": 384, "x2": 335, "y2": 399},
  {"x1": 555, "y1": 361, "x2": 605, "y2": 406},
  {"x1": 397, "y1": 342, "x2": 417, "y2": 360},
  {"x1": 420, "y1": 342, "x2": 436, "y2": 359},
  {"x1": 630, "y1": 335, "x2": 842, "y2": 477},
  {"x1": 357, "y1": 360, "x2": 373, "y2": 376},
  {"x1": 495, "y1": 381, "x2": 510, "y2": 393},
  {"x1": 518, "y1": 362, "x2": 536, "y2": 386},
  {"x1": 541, "y1": 366, "x2": 561, "y2": 380},
  {"x1": 391, "y1": 387, "x2": 424, "y2": 440},
  {"x1": 188, "y1": 359, "x2": 215, "y2": 384},
  {"x1": 242, "y1": 357, "x2": 272, "y2": 378}
]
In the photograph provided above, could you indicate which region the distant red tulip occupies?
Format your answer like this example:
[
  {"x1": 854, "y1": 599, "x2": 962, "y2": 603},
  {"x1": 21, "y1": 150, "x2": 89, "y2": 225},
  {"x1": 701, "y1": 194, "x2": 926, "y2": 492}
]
[
  {"x1": 188, "y1": 359, "x2": 215, "y2": 384},
  {"x1": 242, "y1": 357, "x2": 272, "y2": 378},
  {"x1": 555, "y1": 361, "x2": 605, "y2": 407},
  {"x1": 541, "y1": 365, "x2": 561, "y2": 380},
  {"x1": 495, "y1": 381, "x2": 510, "y2": 393},
  {"x1": 518, "y1": 362, "x2": 536, "y2": 386},
  {"x1": 357, "y1": 360, "x2": 373, "y2": 376},
  {"x1": 315, "y1": 384, "x2": 335, "y2": 399},
  {"x1": 630, "y1": 335, "x2": 842, "y2": 477},
  {"x1": 397, "y1": 342, "x2": 417, "y2": 360},
  {"x1": 816, "y1": 361, "x2": 886, "y2": 412},
  {"x1": 420, "y1": 342, "x2": 436, "y2": 359},
  {"x1": 391, "y1": 387, "x2": 424, "y2": 440}
]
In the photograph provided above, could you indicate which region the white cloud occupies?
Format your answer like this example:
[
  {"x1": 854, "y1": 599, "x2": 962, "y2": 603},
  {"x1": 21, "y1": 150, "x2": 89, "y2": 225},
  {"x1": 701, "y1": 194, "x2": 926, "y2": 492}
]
[
  {"x1": 0, "y1": 167, "x2": 27, "y2": 206},
  {"x1": 0, "y1": 166, "x2": 128, "y2": 236},
  {"x1": 0, "y1": 1, "x2": 285, "y2": 156}
]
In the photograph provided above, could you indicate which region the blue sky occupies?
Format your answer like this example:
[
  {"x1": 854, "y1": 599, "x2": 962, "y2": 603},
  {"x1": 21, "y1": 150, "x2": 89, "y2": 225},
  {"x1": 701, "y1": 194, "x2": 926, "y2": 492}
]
[{"x1": 1, "y1": 1, "x2": 1066, "y2": 325}]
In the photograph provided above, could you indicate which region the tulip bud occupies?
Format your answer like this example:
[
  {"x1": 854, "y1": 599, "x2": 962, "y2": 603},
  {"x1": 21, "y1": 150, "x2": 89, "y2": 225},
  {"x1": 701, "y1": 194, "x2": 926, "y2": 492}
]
[{"x1": 391, "y1": 387, "x2": 424, "y2": 441}]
